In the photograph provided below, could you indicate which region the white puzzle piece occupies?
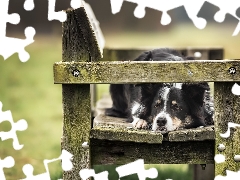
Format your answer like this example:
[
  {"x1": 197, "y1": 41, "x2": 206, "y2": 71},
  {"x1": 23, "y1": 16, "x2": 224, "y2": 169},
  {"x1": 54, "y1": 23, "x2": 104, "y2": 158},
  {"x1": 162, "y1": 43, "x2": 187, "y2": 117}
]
[
  {"x1": 0, "y1": 0, "x2": 35, "y2": 62},
  {"x1": 116, "y1": 159, "x2": 158, "y2": 180},
  {"x1": 0, "y1": 102, "x2": 28, "y2": 150},
  {"x1": 20, "y1": 149, "x2": 73, "y2": 180},
  {"x1": 110, "y1": 0, "x2": 240, "y2": 35},
  {"x1": 0, "y1": 156, "x2": 15, "y2": 180}
]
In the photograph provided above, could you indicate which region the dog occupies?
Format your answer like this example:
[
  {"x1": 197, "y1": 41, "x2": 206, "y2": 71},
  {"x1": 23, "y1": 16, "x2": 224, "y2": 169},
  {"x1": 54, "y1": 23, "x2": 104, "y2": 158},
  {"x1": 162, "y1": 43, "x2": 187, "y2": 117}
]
[{"x1": 105, "y1": 48, "x2": 214, "y2": 134}]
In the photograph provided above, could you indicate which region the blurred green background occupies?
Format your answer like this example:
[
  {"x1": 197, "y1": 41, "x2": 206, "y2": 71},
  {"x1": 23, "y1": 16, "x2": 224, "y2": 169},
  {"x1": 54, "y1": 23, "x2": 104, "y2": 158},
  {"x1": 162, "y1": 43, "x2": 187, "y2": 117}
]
[{"x1": 1, "y1": 0, "x2": 240, "y2": 179}]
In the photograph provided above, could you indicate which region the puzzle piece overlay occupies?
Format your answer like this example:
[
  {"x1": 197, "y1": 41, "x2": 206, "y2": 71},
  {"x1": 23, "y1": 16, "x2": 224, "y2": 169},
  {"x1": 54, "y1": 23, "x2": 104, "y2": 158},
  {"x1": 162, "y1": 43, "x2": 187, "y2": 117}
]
[
  {"x1": 80, "y1": 159, "x2": 158, "y2": 180},
  {"x1": 20, "y1": 150, "x2": 73, "y2": 180},
  {"x1": 1, "y1": 0, "x2": 240, "y2": 179},
  {"x1": 214, "y1": 122, "x2": 240, "y2": 179},
  {"x1": 0, "y1": 0, "x2": 35, "y2": 62},
  {"x1": 0, "y1": 156, "x2": 15, "y2": 180},
  {"x1": 0, "y1": 101, "x2": 28, "y2": 150},
  {"x1": 0, "y1": 0, "x2": 104, "y2": 62},
  {"x1": 110, "y1": 0, "x2": 240, "y2": 36}
]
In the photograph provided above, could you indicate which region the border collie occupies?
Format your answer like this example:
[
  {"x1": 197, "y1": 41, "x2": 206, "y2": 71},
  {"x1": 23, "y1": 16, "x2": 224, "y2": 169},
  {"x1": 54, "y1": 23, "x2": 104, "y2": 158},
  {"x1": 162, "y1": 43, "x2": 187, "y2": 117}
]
[{"x1": 105, "y1": 48, "x2": 214, "y2": 134}]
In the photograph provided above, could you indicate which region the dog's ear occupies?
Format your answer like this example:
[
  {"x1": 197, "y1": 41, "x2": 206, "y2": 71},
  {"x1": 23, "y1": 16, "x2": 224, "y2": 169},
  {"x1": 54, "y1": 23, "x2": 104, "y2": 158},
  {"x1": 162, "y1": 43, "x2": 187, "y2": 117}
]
[
  {"x1": 182, "y1": 83, "x2": 209, "y2": 104},
  {"x1": 182, "y1": 82, "x2": 210, "y2": 127}
]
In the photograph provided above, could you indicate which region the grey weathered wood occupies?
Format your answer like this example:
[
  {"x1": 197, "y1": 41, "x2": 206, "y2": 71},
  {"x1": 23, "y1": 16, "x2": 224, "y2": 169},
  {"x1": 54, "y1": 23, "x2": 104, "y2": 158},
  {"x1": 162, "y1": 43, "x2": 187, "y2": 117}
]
[
  {"x1": 61, "y1": 7, "x2": 101, "y2": 180},
  {"x1": 167, "y1": 126, "x2": 214, "y2": 141},
  {"x1": 54, "y1": 60, "x2": 240, "y2": 84},
  {"x1": 91, "y1": 126, "x2": 163, "y2": 144},
  {"x1": 92, "y1": 114, "x2": 214, "y2": 142},
  {"x1": 90, "y1": 139, "x2": 215, "y2": 165},
  {"x1": 214, "y1": 82, "x2": 240, "y2": 176}
]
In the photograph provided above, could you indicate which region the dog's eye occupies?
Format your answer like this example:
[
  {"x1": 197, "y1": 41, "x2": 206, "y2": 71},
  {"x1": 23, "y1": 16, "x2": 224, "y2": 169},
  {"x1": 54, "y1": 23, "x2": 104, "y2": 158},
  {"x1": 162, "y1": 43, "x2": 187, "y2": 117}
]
[
  {"x1": 173, "y1": 104, "x2": 179, "y2": 109},
  {"x1": 172, "y1": 104, "x2": 182, "y2": 111},
  {"x1": 171, "y1": 101, "x2": 182, "y2": 110}
]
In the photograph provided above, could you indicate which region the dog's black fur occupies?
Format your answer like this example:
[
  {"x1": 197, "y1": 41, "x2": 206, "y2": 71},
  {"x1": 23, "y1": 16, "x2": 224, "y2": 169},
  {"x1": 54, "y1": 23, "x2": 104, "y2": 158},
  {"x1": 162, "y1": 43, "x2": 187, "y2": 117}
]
[{"x1": 105, "y1": 48, "x2": 214, "y2": 133}]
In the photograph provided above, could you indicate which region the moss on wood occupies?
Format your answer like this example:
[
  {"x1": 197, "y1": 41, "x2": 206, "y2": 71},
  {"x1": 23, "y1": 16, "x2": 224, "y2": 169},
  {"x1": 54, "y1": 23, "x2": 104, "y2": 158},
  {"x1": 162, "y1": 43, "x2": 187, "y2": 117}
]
[
  {"x1": 61, "y1": 7, "x2": 101, "y2": 180},
  {"x1": 92, "y1": 114, "x2": 215, "y2": 142},
  {"x1": 90, "y1": 126, "x2": 163, "y2": 143},
  {"x1": 54, "y1": 60, "x2": 240, "y2": 84},
  {"x1": 214, "y1": 82, "x2": 240, "y2": 176},
  {"x1": 168, "y1": 126, "x2": 215, "y2": 141},
  {"x1": 90, "y1": 139, "x2": 214, "y2": 165}
]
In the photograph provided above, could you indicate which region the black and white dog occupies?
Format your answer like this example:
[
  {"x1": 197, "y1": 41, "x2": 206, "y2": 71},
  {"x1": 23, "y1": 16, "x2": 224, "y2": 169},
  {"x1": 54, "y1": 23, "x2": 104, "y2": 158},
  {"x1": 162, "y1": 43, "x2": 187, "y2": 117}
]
[{"x1": 105, "y1": 48, "x2": 214, "y2": 134}]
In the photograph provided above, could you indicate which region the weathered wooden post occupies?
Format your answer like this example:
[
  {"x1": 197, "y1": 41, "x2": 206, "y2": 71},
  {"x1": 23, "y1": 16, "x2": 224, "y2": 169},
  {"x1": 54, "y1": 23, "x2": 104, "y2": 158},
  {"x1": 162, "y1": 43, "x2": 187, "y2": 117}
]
[
  {"x1": 215, "y1": 82, "x2": 240, "y2": 176},
  {"x1": 61, "y1": 6, "x2": 101, "y2": 179}
]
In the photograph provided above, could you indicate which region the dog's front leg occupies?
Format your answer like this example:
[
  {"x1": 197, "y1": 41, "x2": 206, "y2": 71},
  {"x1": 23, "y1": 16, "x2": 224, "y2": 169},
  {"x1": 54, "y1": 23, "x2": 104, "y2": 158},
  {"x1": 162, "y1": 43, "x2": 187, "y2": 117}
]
[{"x1": 130, "y1": 100, "x2": 152, "y2": 130}]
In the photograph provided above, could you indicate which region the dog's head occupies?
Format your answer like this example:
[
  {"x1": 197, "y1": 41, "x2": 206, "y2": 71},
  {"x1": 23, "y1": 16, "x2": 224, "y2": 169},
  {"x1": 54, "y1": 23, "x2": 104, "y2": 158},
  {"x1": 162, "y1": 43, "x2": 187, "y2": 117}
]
[{"x1": 150, "y1": 83, "x2": 212, "y2": 134}]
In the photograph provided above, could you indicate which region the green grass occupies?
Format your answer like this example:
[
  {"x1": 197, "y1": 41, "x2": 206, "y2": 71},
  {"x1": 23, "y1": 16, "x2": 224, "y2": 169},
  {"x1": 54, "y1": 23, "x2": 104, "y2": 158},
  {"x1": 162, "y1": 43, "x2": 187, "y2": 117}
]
[
  {"x1": 0, "y1": 36, "x2": 63, "y2": 179},
  {"x1": 0, "y1": 24, "x2": 239, "y2": 179}
]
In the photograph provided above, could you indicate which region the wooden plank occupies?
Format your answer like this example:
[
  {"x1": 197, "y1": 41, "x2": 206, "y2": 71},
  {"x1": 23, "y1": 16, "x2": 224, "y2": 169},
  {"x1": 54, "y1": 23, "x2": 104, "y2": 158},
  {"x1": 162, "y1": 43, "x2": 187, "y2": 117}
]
[
  {"x1": 90, "y1": 139, "x2": 215, "y2": 165},
  {"x1": 61, "y1": 7, "x2": 101, "y2": 180},
  {"x1": 214, "y1": 82, "x2": 240, "y2": 176},
  {"x1": 167, "y1": 126, "x2": 215, "y2": 141},
  {"x1": 92, "y1": 114, "x2": 214, "y2": 142},
  {"x1": 90, "y1": 126, "x2": 163, "y2": 144},
  {"x1": 54, "y1": 60, "x2": 240, "y2": 84}
]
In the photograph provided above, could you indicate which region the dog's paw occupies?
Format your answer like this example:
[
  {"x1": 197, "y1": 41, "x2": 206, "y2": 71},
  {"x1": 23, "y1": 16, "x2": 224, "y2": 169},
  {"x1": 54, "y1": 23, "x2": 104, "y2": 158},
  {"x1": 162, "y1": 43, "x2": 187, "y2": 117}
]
[{"x1": 132, "y1": 118, "x2": 148, "y2": 129}]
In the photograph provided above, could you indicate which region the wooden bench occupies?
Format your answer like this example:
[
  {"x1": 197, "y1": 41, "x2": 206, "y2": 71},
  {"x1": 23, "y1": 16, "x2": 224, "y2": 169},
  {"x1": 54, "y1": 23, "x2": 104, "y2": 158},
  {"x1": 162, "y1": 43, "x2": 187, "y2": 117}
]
[{"x1": 54, "y1": 7, "x2": 240, "y2": 180}]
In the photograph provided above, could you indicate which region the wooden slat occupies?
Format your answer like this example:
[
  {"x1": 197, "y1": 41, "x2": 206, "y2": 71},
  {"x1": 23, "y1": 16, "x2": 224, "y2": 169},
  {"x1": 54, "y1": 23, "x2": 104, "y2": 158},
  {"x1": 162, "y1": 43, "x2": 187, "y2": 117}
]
[
  {"x1": 214, "y1": 82, "x2": 240, "y2": 176},
  {"x1": 92, "y1": 114, "x2": 214, "y2": 143},
  {"x1": 90, "y1": 139, "x2": 215, "y2": 165},
  {"x1": 54, "y1": 60, "x2": 240, "y2": 84},
  {"x1": 61, "y1": 7, "x2": 101, "y2": 180},
  {"x1": 90, "y1": 126, "x2": 163, "y2": 144}
]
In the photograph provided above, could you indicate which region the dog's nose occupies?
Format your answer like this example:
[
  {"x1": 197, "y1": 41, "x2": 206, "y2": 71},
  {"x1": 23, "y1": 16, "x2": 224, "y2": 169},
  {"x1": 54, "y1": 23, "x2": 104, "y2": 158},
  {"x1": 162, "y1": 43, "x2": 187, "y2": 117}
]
[{"x1": 156, "y1": 118, "x2": 167, "y2": 126}]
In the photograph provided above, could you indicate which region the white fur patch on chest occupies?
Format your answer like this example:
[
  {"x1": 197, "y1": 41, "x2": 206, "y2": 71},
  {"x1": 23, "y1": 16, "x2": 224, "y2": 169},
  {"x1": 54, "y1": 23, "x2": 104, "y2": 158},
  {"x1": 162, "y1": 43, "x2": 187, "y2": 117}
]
[{"x1": 131, "y1": 101, "x2": 145, "y2": 115}]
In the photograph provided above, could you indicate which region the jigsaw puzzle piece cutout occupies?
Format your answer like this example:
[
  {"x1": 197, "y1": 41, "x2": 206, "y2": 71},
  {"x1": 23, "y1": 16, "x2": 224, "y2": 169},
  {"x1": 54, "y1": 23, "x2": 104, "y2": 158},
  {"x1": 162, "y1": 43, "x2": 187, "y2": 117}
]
[
  {"x1": 0, "y1": 118, "x2": 28, "y2": 150},
  {"x1": 232, "y1": 83, "x2": 240, "y2": 95},
  {"x1": 21, "y1": 150, "x2": 73, "y2": 180},
  {"x1": 183, "y1": 0, "x2": 207, "y2": 29},
  {"x1": 110, "y1": 0, "x2": 207, "y2": 27},
  {"x1": 70, "y1": 0, "x2": 84, "y2": 9},
  {"x1": 134, "y1": 1, "x2": 146, "y2": 19},
  {"x1": 79, "y1": 169, "x2": 109, "y2": 180},
  {"x1": 206, "y1": 0, "x2": 240, "y2": 35},
  {"x1": 110, "y1": 0, "x2": 124, "y2": 14},
  {"x1": 220, "y1": 122, "x2": 240, "y2": 138},
  {"x1": 59, "y1": 149, "x2": 73, "y2": 171},
  {"x1": 206, "y1": 0, "x2": 240, "y2": 23},
  {"x1": 116, "y1": 159, "x2": 158, "y2": 180},
  {"x1": 0, "y1": 26, "x2": 35, "y2": 62},
  {"x1": 0, "y1": 156, "x2": 15, "y2": 180},
  {"x1": 0, "y1": 0, "x2": 20, "y2": 38},
  {"x1": 0, "y1": 101, "x2": 28, "y2": 150},
  {"x1": 48, "y1": 0, "x2": 66, "y2": 22},
  {"x1": 132, "y1": 0, "x2": 186, "y2": 25},
  {"x1": 21, "y1": 164, "x2": 51, "y2": 180},
  {"x1": 24, "y1": 0, "x2": 35, "y2": 11},
  {"x1": 215, "y1": 170, "x2": 240, "y2": 180}
]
